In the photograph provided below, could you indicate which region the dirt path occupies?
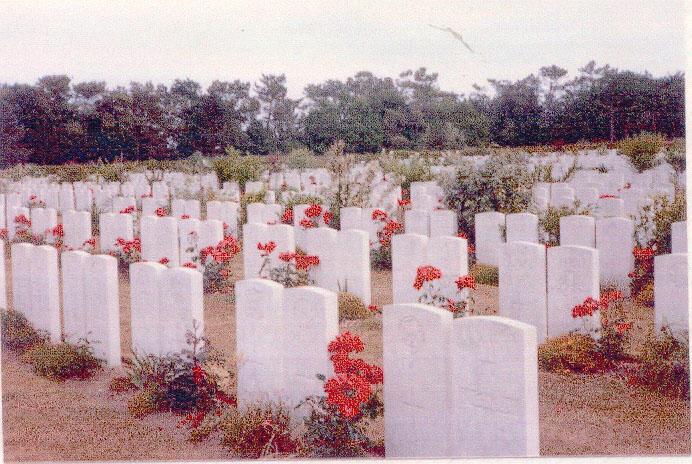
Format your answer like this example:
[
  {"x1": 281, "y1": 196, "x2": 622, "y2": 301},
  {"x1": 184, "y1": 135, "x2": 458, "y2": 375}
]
[{"x1": 1, "y1": 258, "x2": 690, "y2": 460}]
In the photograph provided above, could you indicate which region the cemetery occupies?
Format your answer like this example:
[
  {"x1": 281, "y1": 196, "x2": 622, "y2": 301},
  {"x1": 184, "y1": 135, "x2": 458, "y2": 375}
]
[{"x1": 0, "y1": 142, "x2": 689, "y2": 459}]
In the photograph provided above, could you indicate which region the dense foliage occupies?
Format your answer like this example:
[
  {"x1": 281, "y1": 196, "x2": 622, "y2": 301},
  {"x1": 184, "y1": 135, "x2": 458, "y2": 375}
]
[{"x1": 1, "y1": 63, "x2": 683, "y2": 165}]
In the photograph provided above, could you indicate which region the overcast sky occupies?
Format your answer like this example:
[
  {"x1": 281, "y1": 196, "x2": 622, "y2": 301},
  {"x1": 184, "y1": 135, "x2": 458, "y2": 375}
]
[{"x1": 0, "y1": 0, "x2": 686, "y2": 98}]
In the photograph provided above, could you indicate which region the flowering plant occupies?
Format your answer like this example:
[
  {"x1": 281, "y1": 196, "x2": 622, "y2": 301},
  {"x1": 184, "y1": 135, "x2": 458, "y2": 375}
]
[
  {"x1": 297, "y1": 203, "x2": 333, "y2": 229},
  {"x1": 194, "y1": 236, "x2": 242, "y2": 293},
  {"x1": 628, "y1": 247, "x2": 654, "y2": 306},
  {"x1": 571, "y1": 289, "x2": 631, "y2": 363},
  {"x1": 257, "y1": 241, "x2": 320, "y2": 287},
  {"x1": 119, "y1": 205, "x2": 136, "y2": 215},
  {"x1": 27, "y1": 195, "x2": 46, "y2": 209},
  {"x1": 155, "y1": 207, "x2": 168, "y2": 217},
  {"x1": 415, "y1": 265, "x2": 476, "y2": 318},
  {"x1": 299, "y1": 332, "x2": 384, "y2": 457},
  {"x1": 369, "y1": 209, "x2": 403, "y2": 270},
  {"x1": 12, "y1": 215, "x2": 42, "y2": 244},
  {"x1": 110, "y1": 237, "x2": 141, "y2": 268}
]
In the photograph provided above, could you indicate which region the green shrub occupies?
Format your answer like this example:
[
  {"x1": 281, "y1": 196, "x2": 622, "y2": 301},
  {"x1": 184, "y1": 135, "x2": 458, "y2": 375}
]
[
  {"x1": 627, "y1": 327, "x2": 689, "y2": 399},
  {"x1": 617, "y1": 132, "x2": 665, "y2": 173},
  {"x1": 337, "y1": 292, "x2": 370, "y2": 321},
  {"x1": 22, "y1": 339, "x2": 103, "y2": 381},
  {"x1": 1, "y1": 309, "x2": 48, "y2": 354},
  {"x1": 370, "y1": 245, "x2": 392, "y2": 271},
  {"x1": 471, "y1": 264, "x2": 499, "y2": 286},
  {"x1": 634, "y1": 190, "x2": 686, "y2": 253},
  {"x1": 212, "y1": 147, "x2": 264, "y2": 190},
  {"x1": 443, "y1": 152, "x2": 535, "y2": 243},
  {"x1": 538, "y1": 203, "x2": 592, "y2": 246},
  {"x1": 664, "y1": 139, "x2": 686, "y2": 174},
  {"x1": 538, "y1": 333, "x2": 613, "y2": 374},
  {"x1": 381, "y1": 155, "x2": 433, "y2": 192},
  {"x1": 219, "y1": 403, "x2": 298, "y2": 458},
  {"x1": 286, "y1": 148, "x2": 317, "y2": 170}
]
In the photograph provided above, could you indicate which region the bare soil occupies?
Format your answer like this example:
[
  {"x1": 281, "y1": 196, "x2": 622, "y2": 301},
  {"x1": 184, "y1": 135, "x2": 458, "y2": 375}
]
[{"x1": 2, "y1": 257, "x2": 690, "y2": 460}]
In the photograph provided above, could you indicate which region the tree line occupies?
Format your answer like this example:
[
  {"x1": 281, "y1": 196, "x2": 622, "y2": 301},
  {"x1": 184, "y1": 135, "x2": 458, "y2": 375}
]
[{"x1": 0, "y1": 62, "x2": 684, "y2": 165}]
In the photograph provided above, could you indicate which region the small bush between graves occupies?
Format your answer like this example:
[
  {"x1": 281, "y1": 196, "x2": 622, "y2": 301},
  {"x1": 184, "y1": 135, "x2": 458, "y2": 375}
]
[
  {"x1": 442, "y1": 151, "x2": 535, "y2": 243},
  {"x1": 1, "y1": 309, "x2": 48, "y2": 354},
  {"x1": 22, "y1": 340, "x2": 103, "y2": 381},
  {"x1": 471, "y1": 264, "x2": 499, "y2": 286},
  {"x1": 212, "y1": 147, "x2": 264, "y2": 189},
  {"x1": 337, "y1": 292, "x2": 370, "y2": 321},
  {"x1": 663, "y1": 138, "x2": 686, "y2": 174},
  {"x1": 537, "y1": 203, "x2": 592, "y2": 246},
  {"x1": 121, "y1": 329, "x2": 237, "y2": 423},
  {"x1": 627, "y1": 327, "x2": 690, "y2": 400},
  {"x1": 2, "y1": 309, "x2": 103, "y2": 381},
  {"x1": 617, "y1": 132, "x2": 665, "y2": 173},
  {"x1": 538, "y1": 333, "x2": 612, "y2": 374},
  {"x1": 634, "y1": 191, "x2": 686, "y2": 255},
  {"x1": 218, "y1": 403, "x2": 298, "y2": 458},
  {"x1": 298, "y1": 331, "x2": 384, "y2": 458}
]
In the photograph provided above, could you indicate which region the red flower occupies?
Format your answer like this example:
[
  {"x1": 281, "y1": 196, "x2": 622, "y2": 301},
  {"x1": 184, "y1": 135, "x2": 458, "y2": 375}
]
[
  {"x1": 51, "y1": 223, "x2": 64, "y2": 238},
  {"x1": 599, "y1": 194, "x2": 618, "y2": 199},
  {"x1": 158, "y1": 257, "x2": 170, "y2": 265},
  {"x1": 600, "y1": 290, "x2": 623, "y2": 310},
  {"x1": 257, "y1": 241, "x2": 277, "y2": 257},
  {"x1": 119, "y1": 205, "x2": 135, "y2": 214},
  {"x1": 278, "y1": 251, "x2": 295, "y2": 262},
  {"x1": 155, "y1": 207, "x2": 167, "y2": 217},
  {"x1": 14, "y1": 214, "x2": 31, "y2": 226},
  {"x1": 413, "y1": 265, "x2": 442, "y2": 290},
  {"x1": 616, "y1": 322, "x2": 631, "y2": 335},
  {"x1": 182, "y1": 262, "x2": 197, "y2": 269},
  {"x1": 571, "y1": 296, "x2": 600, "y2": 318},
  {"x1": 305, "y1": 204, "x2": 323, "y2": 219},
  {"x1": 371, "y1": 209, "x2": 388, "y2": 222},
  {"x1": 324, "y1": 373, "x2": 371, "y2": 419},
  {"x1": 467, "y1": 243, "x2": 475, "y2": 254},
  {"x1": 328, "y1": 331, "x2": 364, "y2": 354},
  {"x1": 368, "y1": 304, "x2": 380, "y2": 313},
  {"x1": 455, "y1": 275, "x2": 476, "y2": 291},
  {"x1": 323, "y1": 211, "x2": 333, "y2": 225},
  {"x1": 397, "y1": 199, "x2": 411, "y2": 207},
  {"x1": 192, "y1": 363, "x2": 204, "y2": 385},
  {"x1": 180, "y1": 214, "x2": 190, "y2": 220},
  {"x1": 295, "y1": 254, "x2": 319, "y2": 270},
  {"x1": 457, "y1": 232, "x2": 468, "y2": 240},
  {"x1": 633, "y1": 247, "x2": 654, "y2": 261},
  {"x1": 0, "y1": 228, "x2": 9, "y2": 240},
  {"x1": 299, "y1": 218, "x2": 316, "y2": 229},
  {"x1": 281, "y1": 208, "x2": 293, "y2": 223}
]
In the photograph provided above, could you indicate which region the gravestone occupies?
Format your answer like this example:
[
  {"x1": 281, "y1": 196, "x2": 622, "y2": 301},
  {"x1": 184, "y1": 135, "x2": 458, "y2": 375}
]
[
  {"x1": 281, "y1": 287, "x2": 338, "y2": 411},
  {"x1": 654, "y1": 253, "x2": 688, "y2": 335},
  {"x1": 506, "y1": 213, "x2": 538, "y2": 243},
  {"x1": 547, "y1": 246, "x2": 600, "y2": 338},
  {"x1": 383, "y1": 303, "x2": 452, "y2": 458},
  {"x1": 392, "y1": 233, "x2": 428, "y2": 304},
  {"x1": 449, "y1": 316, "x2": 539, "y2": 457},
  {"x1": 235, "y1": 279, "x2": 285, "y2": 408},
  {"x1": 405, "y1": 209, "x2": 430, "y2": 236},
  {"x1": 559, "y1": 215, "x2": 595, "y2": 248},
  {"x1": 499, "y1": 241, "x2": 547, "y2": 343},
  {"x1": 671, "y1": 221, "x2": 687, "y2": 254},
  {"x1": 63, "y1": 210, "x2": 92, "y2": 250},
  {"x1": 596, "y1": 217, "x2": 634, "y2": 292},
  {"x1": 475, "y1": 212, "x2": 505, "y2": 266},
  {"x1": 62, "y1": 251, "x2": 121, "y2": 366}
]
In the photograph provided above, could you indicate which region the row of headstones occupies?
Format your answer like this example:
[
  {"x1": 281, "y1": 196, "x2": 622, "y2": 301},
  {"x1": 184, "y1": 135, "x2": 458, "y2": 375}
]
[
  {"x1": 498, "y1": 240, "x2": 689, "y2": 343},
  {"x1": 9, "y1": 242, "x2": 204, "y2": 366},
  {"x1": 234, "y1": 278, "x2": 538, "y2": 457},
  {"x1": 242, "y1": 223, "x2": 372, "y2": 304}
]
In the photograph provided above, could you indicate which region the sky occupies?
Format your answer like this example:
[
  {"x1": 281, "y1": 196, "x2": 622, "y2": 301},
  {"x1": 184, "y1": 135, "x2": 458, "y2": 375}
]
[{"x1": 0, "y1": 0, "x2": 687, "y2": 98}]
